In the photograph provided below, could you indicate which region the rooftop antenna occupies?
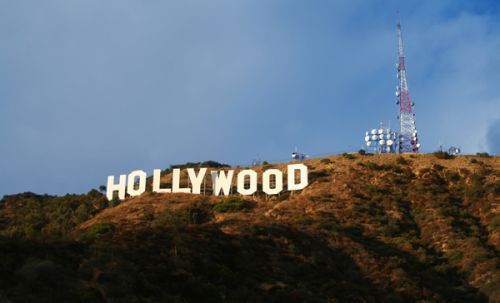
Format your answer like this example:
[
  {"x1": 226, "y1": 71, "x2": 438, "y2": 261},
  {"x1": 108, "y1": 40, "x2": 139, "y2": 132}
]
[{"x1": 395, "y1": 13, "x2": 420, "y2": 153}]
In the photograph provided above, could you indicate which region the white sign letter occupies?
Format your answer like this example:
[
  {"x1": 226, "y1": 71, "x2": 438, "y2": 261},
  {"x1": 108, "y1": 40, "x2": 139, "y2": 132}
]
[
  {"x1": 106, "y1": 174, "x2": 126, "y2": 201},
  {"x1": 211, "y1": 170, "x2": 234, "y2": 196},
  {"x1": 262, "y1": 169, "x2": 283, "y2": 195},
  {"x1": 172, "y1": 168, "x2": 191, "y2": 193},
  {"x1": 237, "y1": 169, "x2": 257, "y2": 196},
  {"x1": 152, "y1": 169, "x2": 171, "y2": 193},
  {"x1": 127, "y1": 170, "x2": 147, "y2": 197},
  {"x1": 188, "y1": 168, "x2": 207, "y2": 194},
  {"x1": 287, "y1": 164, "x2": 308, "y2": 191}
]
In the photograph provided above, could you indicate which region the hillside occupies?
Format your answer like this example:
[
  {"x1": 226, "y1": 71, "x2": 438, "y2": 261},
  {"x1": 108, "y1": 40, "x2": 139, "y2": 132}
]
[{"x1": 0, "y1": 153, "x2": 499, "y2": 302}]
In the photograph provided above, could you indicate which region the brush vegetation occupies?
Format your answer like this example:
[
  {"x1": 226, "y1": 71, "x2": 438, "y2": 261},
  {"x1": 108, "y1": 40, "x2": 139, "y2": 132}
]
[{"x1": 0, "y1": 154, "x2": 499, "y2": 302}]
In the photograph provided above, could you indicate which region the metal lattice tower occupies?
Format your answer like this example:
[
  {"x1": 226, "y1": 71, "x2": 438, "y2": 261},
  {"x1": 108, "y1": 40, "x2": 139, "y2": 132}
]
[{"x1": 396, "y1": 17, "x2": 420, "y2": 153}]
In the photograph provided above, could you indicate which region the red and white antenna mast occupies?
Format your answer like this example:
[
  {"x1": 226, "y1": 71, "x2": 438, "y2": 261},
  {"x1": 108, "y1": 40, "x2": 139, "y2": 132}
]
[{"x1": 396, "y1": 15, "x2": 420, "y2": 153}]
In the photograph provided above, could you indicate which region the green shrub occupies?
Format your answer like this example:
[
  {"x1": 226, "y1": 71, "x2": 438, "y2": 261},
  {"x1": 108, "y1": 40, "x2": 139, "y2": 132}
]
[
  {"x1": 464, "y1": 175, "x2": 486, "y2": 203},
  {"x1": 181, "y1": 202, "x2": 213, "y2": 224},
  {"x1": 0, "y1": 192, "x2": 108, "y2": 238},
  {"x1": 110, "y1": 197, "x2": 121, "y2": 207},
  {"x1": 433, "y1": 164, "x2": 445, "y2": 171},
  {"x1": 488, "y1": 215, "x2": 500, "y2": 232},
  {"x1": 171, "y1": 161, "x2": 230, "y2": 169},
  {"x1": 342, "y1": 153, "x2": 356, "y2": 160},
  {"x1": 364, "y1": 162, "x2": 401, "y2": 172},
  {"x1": 476, "y1": 152, "x2": 491, "y2": 158},
  {"x1": 342, "y1": 224, "x2": 364, "y2": 237},
  {"x1": 494, "y1": 182, "x2": 500, "y2": 195},
  {"x1": 309, "y1": 170, "x2": 330, "y2": 183},
  {"x1": 446, "y1": 251, "x2": 464, "y2": 264},
  {"x1": 364, "y1": 162, "x2": 383, "y2": 171},
  {"x1": 396, "y1": 156, "x2": 409, "y2": 165},
  {"x1": 213, "y1": 197, "x2": 253, "y2": 213},
  {"x1": 433, "y1": 151, "x2": 455, "y2": 160},
  {"x1": 152, "y1": 202, "x2": 213, "y2": 228},
  {"x1": 320, "y1": 158, "x2": 331, "y2": 164},
  {"x1": 311, "y1": 193, "x2": 334, "y2": 203},
  {"x1": 83, "y1": 223, "x2": 115, "y2": 239},
  {"x1": 445, "y1": 170, "x2": 460, "y2": 182}
]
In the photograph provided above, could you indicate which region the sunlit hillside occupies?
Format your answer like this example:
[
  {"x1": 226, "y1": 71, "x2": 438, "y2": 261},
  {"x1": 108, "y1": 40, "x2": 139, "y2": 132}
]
[{"x1": 0, "y1": 153, "x2": 499, "y2": 302}]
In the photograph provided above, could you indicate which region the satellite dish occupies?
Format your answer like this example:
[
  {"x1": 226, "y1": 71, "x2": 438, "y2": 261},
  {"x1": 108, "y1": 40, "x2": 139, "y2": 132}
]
[
  {"x1": 378, "y1": 129, "x2": 384, "y2": 134},
  {"x1": 386, "y1": 134, "x2": 391, "y2": 139},
  {"x1": 416, "y1": 143, "x2": 421, "y2": 148},
  {"x1": 365, "y1": 131, "x2": 369, "y2": 136},
  {"x1": 365, "y1": 136, "x2": 370, "y2": 142},
  {"x1": 371, "y1": 135, "x2": 378, "y2": 140},
  {"x1": 395, "y1": 91, "x2": 400, "y2": 97},
  {"x1": 371, "y1": 129, "x2": 377, "y2": 134},
  {"x1": 449, "y1": 146, "x2": 461, "y2": 155},
  {"x1": 379, "y1": 139, "x2": 386, "y2": 145},
  {"x1": 387, "y1": 139, "x2": 394, "y2": 145},
  {"x1": 366, "y1": 141, "x2": 372, "y2": 146}
]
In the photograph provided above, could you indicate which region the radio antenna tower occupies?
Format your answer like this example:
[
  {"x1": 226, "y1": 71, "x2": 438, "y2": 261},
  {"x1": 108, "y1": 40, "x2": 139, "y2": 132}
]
[{"x1": 395, "y1": 15, "x2": 420, "y2": 153}]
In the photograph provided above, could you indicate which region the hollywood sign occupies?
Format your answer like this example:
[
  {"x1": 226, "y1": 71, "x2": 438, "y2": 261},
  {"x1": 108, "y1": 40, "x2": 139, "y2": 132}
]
[{"x1": 106, "y1": 164, "x2": 309, "y2": 201}]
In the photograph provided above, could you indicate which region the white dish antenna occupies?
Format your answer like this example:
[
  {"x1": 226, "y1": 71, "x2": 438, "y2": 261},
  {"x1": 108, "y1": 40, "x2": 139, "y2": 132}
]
[{"x1": 363, "y1": 124, "x2": 398, "y2": 154}]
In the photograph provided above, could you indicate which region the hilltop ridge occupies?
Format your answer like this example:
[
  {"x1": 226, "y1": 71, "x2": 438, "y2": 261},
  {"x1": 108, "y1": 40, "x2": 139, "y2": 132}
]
[{"x1": 0, "y1": 153, "x2": 499, "y2": 302}]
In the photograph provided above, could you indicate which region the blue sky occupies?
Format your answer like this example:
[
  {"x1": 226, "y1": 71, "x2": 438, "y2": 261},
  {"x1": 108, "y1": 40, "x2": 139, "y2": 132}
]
[{"x1": 1, "y1": 0, "x2": 499, "y2": 196}]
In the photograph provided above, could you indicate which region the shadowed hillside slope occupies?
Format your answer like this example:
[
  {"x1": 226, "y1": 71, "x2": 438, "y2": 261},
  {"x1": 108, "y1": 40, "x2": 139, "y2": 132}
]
[{"x1": 0, "y1": 154, "x2": 499, "y2": 302}]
